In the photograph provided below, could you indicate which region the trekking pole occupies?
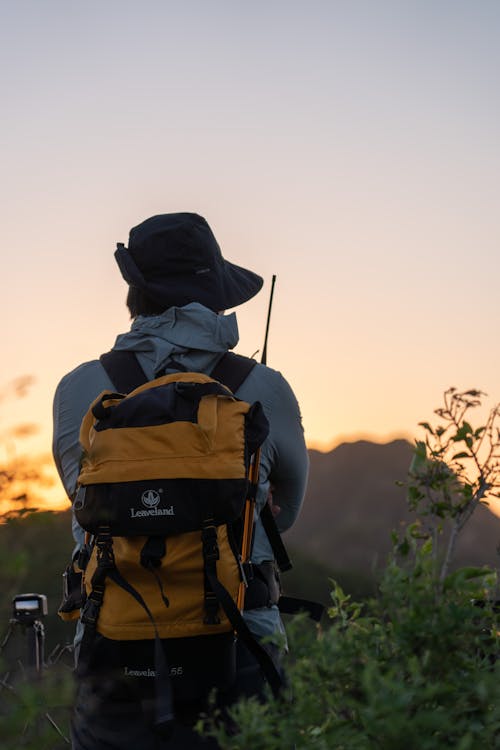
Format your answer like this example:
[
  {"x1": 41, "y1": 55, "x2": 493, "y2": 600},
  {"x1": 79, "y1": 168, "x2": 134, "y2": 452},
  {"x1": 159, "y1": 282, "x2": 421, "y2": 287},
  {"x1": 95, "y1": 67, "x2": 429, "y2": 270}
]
[
  {"x1": 237, "y1": 447, "x2": 261, "y2": 610},
  {"x1": 237, "y1": 275, "x2": 276, "y2": 610}
]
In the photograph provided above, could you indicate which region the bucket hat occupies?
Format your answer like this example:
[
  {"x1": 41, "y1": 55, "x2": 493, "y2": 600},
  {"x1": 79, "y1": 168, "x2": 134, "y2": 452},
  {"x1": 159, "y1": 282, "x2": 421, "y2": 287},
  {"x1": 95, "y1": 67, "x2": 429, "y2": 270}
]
[{"x1": 115, "y1": 213, "x2": 263, "y2": 311}]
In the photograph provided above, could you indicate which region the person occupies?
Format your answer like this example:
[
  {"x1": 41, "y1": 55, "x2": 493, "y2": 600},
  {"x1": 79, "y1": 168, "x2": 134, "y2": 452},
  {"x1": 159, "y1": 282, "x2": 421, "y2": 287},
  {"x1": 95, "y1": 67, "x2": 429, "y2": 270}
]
[{"x1": 52, "y1": 212, "x2": 309, "y2": 749}]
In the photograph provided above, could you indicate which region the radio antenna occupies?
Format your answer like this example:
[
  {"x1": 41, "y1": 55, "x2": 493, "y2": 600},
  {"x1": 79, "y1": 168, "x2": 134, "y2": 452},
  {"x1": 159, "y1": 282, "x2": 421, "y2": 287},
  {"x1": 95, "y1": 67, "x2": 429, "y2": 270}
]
[{"x1": 261, "y1": 275, "x2": 276, "y2": 365}]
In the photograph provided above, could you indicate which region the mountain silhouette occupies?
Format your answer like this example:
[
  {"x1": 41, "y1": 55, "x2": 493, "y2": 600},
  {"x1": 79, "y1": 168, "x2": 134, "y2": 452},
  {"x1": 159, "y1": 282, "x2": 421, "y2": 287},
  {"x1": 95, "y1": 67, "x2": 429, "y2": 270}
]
[{"x1": 284, "y1": 439, "x2": 500, "y2": 578}]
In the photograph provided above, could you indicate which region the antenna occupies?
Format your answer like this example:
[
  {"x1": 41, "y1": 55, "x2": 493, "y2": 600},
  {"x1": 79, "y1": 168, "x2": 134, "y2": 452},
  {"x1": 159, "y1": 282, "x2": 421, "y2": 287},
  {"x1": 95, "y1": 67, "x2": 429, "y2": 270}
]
[{"x1": 261, "y1": 275, "x2": 276, "y2": 365}]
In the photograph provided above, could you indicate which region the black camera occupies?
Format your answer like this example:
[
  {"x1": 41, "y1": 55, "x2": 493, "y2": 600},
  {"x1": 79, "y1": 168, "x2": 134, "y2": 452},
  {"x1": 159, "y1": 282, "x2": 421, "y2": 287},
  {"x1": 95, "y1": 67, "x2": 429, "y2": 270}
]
[{"x1": 12, "y1": 593, "x2": 48, "y2": 626}]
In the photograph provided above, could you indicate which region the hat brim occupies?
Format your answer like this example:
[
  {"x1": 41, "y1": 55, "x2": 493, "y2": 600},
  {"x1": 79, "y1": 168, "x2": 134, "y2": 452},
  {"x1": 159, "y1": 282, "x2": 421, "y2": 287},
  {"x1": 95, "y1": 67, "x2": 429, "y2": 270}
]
[
  {"x1": 115, "y1": 245, "x2": 263, "y2": 311},
  {"x1": 216, "y1": 260, "x2": 264, "y2": 310}
]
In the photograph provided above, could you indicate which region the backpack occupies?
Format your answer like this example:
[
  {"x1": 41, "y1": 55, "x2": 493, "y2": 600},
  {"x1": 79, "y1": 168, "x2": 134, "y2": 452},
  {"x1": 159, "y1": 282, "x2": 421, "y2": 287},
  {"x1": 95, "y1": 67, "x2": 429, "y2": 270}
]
[{"x1": 60, "y1": 351, "x2": 288, "y2": 734}]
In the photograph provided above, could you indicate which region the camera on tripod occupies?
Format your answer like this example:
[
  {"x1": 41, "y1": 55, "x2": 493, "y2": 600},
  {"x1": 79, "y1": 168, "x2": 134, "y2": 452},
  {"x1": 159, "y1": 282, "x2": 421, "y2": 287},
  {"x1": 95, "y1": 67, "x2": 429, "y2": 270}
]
[{"x1": 12, "y1": 593, "x2": 48, "y2": 626}]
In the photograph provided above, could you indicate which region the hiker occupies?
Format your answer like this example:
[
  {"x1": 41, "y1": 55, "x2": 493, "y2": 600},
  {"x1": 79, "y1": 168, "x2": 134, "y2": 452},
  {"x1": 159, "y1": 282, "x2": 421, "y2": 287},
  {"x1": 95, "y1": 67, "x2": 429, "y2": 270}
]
[{"x1": 52, "y1": 212, "x2": 309, "y2": 749}]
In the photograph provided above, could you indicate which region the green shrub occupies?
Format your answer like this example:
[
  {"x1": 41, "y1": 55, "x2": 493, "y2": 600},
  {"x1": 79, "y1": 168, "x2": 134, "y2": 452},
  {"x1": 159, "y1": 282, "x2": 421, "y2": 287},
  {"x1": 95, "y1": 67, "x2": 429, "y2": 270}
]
[{"x1": 206, "y1": 390, "x2": 500, "y2": 749}]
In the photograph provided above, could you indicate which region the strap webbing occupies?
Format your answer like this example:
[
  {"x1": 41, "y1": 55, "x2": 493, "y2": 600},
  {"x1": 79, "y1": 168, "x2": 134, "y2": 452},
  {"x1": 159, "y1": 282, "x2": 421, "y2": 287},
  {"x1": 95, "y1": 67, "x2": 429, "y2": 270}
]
[
  {"x1": 100, "y1": 350, "x2": 148, "y2": 393},
  {"x1": 204, "y1": 563, "x2": 283, "y2": 696},
  {"x1": 141, "y1": 536, "x2": 170, "y2": 608},
  {"x1": 259, "y1": 503, "x2": 293, "y2": 573},
  {"x1": 210, "y1": 352, "x2": 257, "y2": 393},
  {"x1": 202, "y1": 524, "x2": 282, "y2": 696},
  {"x1": 106, "y1": 565, "x2": 174, "y2": 731}
]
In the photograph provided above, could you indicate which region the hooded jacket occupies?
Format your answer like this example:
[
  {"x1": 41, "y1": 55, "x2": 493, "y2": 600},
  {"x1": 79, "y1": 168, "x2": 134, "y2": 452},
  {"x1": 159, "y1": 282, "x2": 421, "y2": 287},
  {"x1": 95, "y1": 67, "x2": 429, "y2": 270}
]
[{"x1": 52, "y1": 303, "x2": 308, "y2": 638}]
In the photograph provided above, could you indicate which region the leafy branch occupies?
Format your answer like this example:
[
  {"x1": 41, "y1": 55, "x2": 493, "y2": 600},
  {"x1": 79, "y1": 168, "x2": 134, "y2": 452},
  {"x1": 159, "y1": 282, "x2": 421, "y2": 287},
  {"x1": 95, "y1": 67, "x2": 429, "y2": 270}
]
[{"x1": 408, "y1": 388, "x2": 500, "y2": 583}]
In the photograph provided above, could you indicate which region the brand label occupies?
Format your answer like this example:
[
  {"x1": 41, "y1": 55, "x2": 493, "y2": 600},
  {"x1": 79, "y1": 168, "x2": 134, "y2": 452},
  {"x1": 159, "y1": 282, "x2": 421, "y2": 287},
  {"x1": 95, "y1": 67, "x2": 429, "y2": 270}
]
[
  {"x1": 130, "y1": 505, "x2": 175, "y2": 518},
  {"x1": 124, "y1": 667, "x2": 156, "y2": 678},
  {"x1": 124, "y1": 666, "x2": 183, "y2": 677},
  {"x1": 129, "y1": 488, "x2": 175, "y2": 519}
]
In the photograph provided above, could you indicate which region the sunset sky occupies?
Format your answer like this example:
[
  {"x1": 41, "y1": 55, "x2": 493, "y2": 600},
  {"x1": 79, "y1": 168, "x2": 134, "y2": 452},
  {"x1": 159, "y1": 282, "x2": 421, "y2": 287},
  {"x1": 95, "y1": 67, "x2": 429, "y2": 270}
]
[{"x1": 2, "y1": 1, "x2": 499, "y2": 511}]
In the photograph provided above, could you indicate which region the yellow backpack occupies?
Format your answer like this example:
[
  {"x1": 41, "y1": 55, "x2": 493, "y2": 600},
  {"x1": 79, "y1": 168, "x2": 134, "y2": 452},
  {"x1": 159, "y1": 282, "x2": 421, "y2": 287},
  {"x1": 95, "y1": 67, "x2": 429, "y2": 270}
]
[{"x1": 64, "y1": 351, "x2": 282, "y2": 733}]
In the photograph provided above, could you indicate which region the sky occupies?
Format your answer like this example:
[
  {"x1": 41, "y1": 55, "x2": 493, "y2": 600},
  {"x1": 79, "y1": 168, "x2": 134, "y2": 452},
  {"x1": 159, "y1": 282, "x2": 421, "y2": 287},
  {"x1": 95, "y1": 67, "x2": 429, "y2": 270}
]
[{"x1": 1, "y1": 1, "x2": 499, "y2": 511}]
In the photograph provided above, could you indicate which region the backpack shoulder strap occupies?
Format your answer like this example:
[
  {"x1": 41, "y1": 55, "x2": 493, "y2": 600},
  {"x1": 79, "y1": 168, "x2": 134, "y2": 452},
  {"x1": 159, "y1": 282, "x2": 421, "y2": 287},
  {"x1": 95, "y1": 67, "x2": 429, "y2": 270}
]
[
  {"x1": 100, "y1": 350, "x2": 256, "y2": 395},
  {"x1": 99, "y1": 350, "x2": 148, "y2": 393},
  {"x1": 210, "y1": 352, "x2": 257, "y2": 393}
]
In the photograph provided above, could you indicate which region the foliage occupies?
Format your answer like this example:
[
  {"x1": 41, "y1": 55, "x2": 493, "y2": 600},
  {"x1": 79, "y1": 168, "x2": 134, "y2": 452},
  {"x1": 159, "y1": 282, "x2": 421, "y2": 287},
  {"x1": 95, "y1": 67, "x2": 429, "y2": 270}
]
[
  {"x1": 0, "y1": 661, "x2": 73, "y2": 749},
  {"x1": 0, "y1": 378, "x2": 74, "y2": 748},
  {"x1": 206, "y1": 390, "x2": 500, "y2": 749},
  {"x1": 410, "y1": 387, "x2": 500, "y2": 583}
]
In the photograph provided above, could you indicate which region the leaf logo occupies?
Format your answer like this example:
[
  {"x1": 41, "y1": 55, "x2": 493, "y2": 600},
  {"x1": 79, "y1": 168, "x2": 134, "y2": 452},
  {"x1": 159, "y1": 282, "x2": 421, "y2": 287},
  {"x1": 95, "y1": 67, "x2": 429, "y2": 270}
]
[{"x1": 141, "y1": 490, "x2": 161, "y2": 508}]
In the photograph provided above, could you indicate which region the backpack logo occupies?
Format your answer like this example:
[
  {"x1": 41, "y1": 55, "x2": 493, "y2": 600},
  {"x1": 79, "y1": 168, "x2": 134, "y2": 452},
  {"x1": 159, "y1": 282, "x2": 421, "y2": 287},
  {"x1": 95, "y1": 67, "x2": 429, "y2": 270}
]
[
  {"x1": 130, "y1": 488, "x2": 175, "y2": 519},
  {"x1": 142, "y1": 490, "x2": 161, "y2": 508}
]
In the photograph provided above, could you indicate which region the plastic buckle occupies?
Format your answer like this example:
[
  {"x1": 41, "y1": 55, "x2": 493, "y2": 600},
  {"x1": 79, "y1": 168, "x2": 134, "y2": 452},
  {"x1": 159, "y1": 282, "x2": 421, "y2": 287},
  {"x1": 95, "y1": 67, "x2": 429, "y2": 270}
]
[
  {"x1": 203, "y1": 592, "x2": 220, "y2": 625},
  {"x1": 80, "y1": 590, "x2": 103, "y2": 626},
  {"x1": 96, "y1": 536, "x2": 115, "y2": 568},
  {"x1": 96, "y1": 527, "x2": 112, "y2": 548}
]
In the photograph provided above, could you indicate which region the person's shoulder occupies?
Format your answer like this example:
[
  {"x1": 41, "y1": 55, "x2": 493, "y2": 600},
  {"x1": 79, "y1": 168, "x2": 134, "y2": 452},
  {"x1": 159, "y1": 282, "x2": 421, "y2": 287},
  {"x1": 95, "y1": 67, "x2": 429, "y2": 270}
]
[
  {"x1": 243, "y1": 359, "x2": 287, "y2": 386},
  {"x1": 235, "y1": 358, "x2": 295, "y2": 404},
  {"x1": 54, "y1": 358, "x2": 109, "y2": 398}
]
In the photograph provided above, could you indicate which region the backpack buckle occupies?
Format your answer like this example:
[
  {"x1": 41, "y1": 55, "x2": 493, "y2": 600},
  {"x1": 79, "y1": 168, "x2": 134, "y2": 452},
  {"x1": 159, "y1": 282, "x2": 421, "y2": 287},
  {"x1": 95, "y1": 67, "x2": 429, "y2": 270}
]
[
  {"x1": 95, "y1": 527, "x2": 115, "y2": 569},
  {"x1": 203, "y1": 592, "x2": 220, "y2": 625},
  {"x1": 80, "y1": 587, "x2": 104, "y2": 626}
]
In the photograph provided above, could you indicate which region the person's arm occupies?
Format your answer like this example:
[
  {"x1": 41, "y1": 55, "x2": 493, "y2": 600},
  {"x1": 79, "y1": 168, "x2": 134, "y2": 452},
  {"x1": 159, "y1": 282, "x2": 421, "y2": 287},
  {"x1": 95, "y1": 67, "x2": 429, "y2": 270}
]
[
  {"x1": 52, "y1": 377, "x2": 82, "y2": 502},
  {"x1": 52, "y1": 361, "x2": 114, "y2": 496},
  {"x1": 266, "y1": 373, "x2": 309, "y2": 533},
  {"x1": 52, "y1": 361, "x2": 113, "y2": 548}
]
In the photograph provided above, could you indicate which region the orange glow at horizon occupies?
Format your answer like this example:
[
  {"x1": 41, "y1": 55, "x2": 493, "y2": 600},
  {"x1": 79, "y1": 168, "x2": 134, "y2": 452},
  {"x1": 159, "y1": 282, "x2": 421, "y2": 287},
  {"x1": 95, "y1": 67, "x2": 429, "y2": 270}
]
[
  {"x1": 306, "y1": 429, "x2": 415, "y2": 454},
  {"x1": 0, "y1": 458, "x2": 70, "y2": 518}
]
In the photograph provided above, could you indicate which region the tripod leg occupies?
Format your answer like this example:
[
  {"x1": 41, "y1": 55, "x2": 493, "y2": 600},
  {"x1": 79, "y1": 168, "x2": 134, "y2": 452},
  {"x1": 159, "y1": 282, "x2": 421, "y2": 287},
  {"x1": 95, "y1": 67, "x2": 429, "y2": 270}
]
[{"x1": 26, "y1": 620, "x2": 45, "y2": 674}]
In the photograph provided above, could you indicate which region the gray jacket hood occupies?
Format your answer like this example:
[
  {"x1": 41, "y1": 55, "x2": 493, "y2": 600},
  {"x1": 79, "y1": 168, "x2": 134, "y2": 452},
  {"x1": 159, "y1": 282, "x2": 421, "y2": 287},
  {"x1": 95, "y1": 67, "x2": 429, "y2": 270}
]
[{"x1": 113, "y1": 303, "x2": 239, "y2": 377}]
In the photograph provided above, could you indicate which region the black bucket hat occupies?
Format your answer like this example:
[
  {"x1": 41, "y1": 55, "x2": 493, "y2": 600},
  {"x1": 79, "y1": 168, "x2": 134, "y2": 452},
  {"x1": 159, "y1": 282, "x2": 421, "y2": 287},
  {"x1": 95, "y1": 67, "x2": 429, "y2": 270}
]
[{"x1": 115, "y1": 213, "x2": 263, "y2": 311}]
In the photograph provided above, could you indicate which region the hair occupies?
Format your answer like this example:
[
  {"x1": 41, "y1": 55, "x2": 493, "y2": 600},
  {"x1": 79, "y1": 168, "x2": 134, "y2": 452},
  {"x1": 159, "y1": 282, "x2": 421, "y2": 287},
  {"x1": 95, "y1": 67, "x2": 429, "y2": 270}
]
[{"x1": 126, "y1": 286, "x2": 168, "y2": 318}]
